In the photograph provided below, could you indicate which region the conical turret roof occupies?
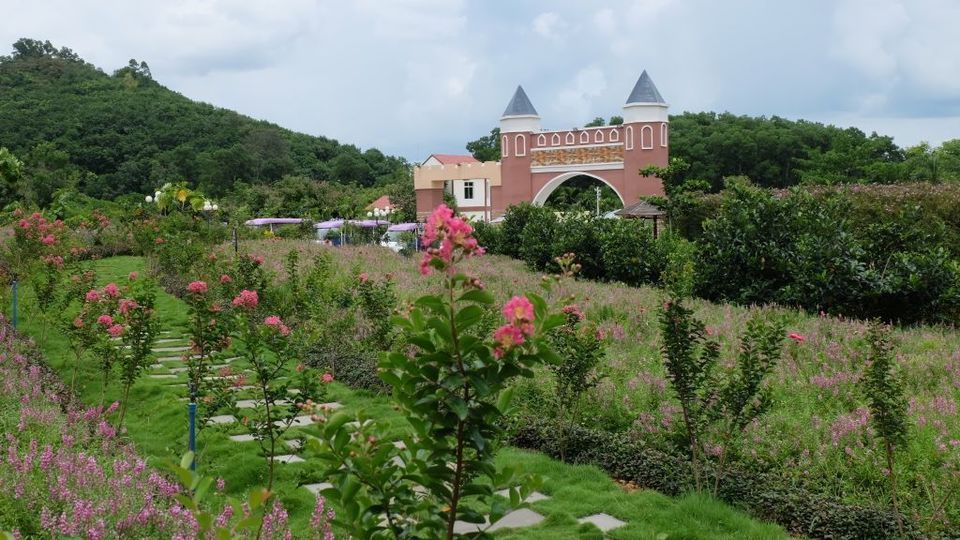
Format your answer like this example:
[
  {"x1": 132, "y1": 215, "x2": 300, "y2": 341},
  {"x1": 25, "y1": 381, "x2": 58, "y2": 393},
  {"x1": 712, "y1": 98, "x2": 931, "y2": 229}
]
[
  {"x1": 625, "y1": 70, "x2": 665, "y2": 104},
  {"x1": 502, "y1": 85, "x2": 539, "y2": 117}
]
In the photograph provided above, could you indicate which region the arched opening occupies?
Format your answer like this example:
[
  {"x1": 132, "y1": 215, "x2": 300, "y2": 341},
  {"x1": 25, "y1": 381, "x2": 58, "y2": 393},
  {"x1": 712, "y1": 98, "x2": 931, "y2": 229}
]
[{"x1": 533, "y1": 172, "x2": 624, "y2": 214}]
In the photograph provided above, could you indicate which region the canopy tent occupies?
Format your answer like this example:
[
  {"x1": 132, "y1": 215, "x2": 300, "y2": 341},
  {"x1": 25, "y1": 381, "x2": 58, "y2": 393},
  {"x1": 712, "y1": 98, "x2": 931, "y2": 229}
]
[
  {"x1": 245, "y1": 218, "x2": 303, "y2": 226},
  {"x1": 350, "y1": 219, "x2": 389, "y2": 228},
  {"x1": 314, "y1": 219, "x2": 345, "y2": 229},
  {"x1": 387, "y1": 223, "x2": 419, "y2": 232}
]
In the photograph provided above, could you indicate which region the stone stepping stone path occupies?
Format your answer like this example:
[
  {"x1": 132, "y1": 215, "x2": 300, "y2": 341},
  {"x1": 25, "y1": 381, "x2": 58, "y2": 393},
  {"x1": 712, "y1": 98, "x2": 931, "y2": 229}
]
[
  {"x1": 229, "y1": 434, "x2": 257, "y2": 442},
  {"x1": 156, "y1": 338, "x2": 187, "y2": 344},
  {"x1": 235, "y1": 398, "x2": 292, "y2": 408},
  {"x1": 578, "y1": 513, "x2": 627, "y2": 532},
  {"x1": 271, "y1": 454, "x2": 304, "y2": 464},
  {"x1": 207, "y1": 415, "x2": 237, "y2": 425},
  {"x1": 149, "y1": 374, "x2": 178, "y2": 380}
]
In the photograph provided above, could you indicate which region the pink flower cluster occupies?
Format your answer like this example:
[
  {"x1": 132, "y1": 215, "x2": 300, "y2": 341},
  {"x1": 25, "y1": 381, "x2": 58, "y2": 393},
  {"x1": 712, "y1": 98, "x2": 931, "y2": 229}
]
[
  {"x1": 186, "y1": 281, "x2": 208, "y2": 295},
  {"x1": 419, "y1": 204, "x2": 484, "y2": 275},
  {"x1": 232, "y1": 289, "x2": 259, "y2": 310},
  {"x1": 493, "y1": 296, "x2": 536, "y2": 358},
  {"x1": 264, "y1": 315, "x2": 291, "y2": 336}
]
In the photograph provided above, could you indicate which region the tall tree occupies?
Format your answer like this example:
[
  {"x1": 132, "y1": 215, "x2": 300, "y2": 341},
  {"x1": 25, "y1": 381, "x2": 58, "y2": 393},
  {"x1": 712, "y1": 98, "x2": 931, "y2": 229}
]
[{"x1": 465, "y1": 127, "x2": 501, "y2": 161}]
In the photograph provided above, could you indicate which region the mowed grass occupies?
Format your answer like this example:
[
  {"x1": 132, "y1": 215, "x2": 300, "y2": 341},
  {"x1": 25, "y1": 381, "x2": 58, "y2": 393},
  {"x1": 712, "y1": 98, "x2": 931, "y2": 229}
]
[{"x1": 9, "y1": 254, "x2": 789, "y2": 538}]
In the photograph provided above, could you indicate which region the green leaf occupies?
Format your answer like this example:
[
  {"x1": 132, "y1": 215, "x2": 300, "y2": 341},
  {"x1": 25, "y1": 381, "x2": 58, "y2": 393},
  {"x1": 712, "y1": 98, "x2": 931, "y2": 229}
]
[
  {"x1": 180, "y1": 451, "x2": 195, "y2": 470},
  {"x1": 459, "y1": 289, "x2": 494, "y2": 305},
  {"x1": 455, "y1": 305, "x2": 485, "y2": 330},
  {"x1": 342, "y1": 476, "x2": 361, "y2": 502},
  {"x1": 497, "y1": 386, "x2": 515, "y2": 413},
  {"x1": 449, "y1": 396, "x2": 469, "y2": 420}
]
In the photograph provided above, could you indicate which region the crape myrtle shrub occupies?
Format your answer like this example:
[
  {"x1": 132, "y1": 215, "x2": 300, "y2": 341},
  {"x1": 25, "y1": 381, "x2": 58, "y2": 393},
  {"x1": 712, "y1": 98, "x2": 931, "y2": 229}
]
[
  {"x1": 509, "y1": 416, "x2": 926, "y2": 540},
  {"x1": 696, "y1": 181, "x2": 960, "y2": 324},
  {"x1": 476, "y1": 203, "x2": 685, "y2": 288}
]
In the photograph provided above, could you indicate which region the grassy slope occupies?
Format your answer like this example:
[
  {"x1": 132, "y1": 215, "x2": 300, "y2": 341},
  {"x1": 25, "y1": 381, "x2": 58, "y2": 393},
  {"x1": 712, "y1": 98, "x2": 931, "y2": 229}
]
[
  {"x1": 239, "y1": 240, "x2": 960, "y2": 527},
  {"x1": 11, "y1": 255, "x2": 788, "y2": 539}
]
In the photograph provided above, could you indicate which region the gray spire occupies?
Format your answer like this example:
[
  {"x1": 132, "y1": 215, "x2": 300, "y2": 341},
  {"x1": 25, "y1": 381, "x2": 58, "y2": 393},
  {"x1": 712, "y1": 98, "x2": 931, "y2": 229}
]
[
  {"x1": 502, "y1": 85, "x2": 539, "y2": 117},
  {"x1": 625, "y1": 70, "x2": 665, "y2": 104}
]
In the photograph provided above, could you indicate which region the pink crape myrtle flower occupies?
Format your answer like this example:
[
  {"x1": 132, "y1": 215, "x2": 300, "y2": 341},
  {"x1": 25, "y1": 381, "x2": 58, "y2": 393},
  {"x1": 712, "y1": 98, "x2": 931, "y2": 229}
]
[
  {"x1": 503, "y1": 296, "x2": 535, "y2": 328},
  {"x1": 85, "y1": 289, "x2": 100, "y2": 303},
  {"x1": 232, "y1": 290, "x2": 259, "y2": 310},
  {"x1": 263, "y1": 315, "x2": 290, "y2": 336},
  {"x1": 128, "y1": 271, "x2": 139, "y2": 281},
  {"x1": 788, "y1": 332, "x2": 806, "y2": 343},
  {"x1": 107, "y1": 324, "x2": 125, "y2": 338},
  {"x1": 419, "y1": 204, "x2": 484, "y2": 275},
  {"x1": 358, "y1": 272, "x2": 369, "y2": 283},
  {"x1": 103, "y1": 283, "x2": 121, "y2": 298},
  {"x1": 41, "y1": 234, "x2": 56, "y2": 246},
  {"x1": 186, "y1": 281, "x2": 208, "y2": 295},
  {"x1": 118, "y1": 299, "x2": 139, "y2": 315},
  {"x1": 219, "y1": 274, "x2": 232, "y2": 284},
  {"x1": 321, "y1": 372, "x2": 334, "y2": 384},
  {"x1": 97, "y1": 315, "x2": 114, "y2": 327}
]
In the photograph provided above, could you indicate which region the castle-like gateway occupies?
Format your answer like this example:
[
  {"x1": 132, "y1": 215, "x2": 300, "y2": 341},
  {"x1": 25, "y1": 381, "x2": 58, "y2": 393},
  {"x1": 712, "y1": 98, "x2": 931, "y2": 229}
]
[{"x1": 414, "y1": 71, "x2": 669, "y2": 220}]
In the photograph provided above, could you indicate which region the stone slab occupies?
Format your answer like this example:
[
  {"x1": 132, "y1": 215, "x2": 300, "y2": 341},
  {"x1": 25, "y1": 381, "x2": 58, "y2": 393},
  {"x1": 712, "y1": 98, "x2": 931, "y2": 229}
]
[
  {"x1": 149, "y1": 374, "x2": 178, "y2": 379},
  {"x1": 207, "y1": 415, "x2": 237, "y2": 425},
  {"x1": 272, "y1": 454, "x2": 305, "y2": 464},
  {"x1": 229, "y1": 434, "x2": 257, "y2": 442},
  {"x1": 302, "y1": 482, "x2": 332, "y2": 494},
  {"x1": 153, "y1": 346, "x2": 191, "y2": 353},
  {"x1": 577, "y1": 513, "x2": 626, "y2": 532},
  {"x1": 236, "y1": 399, "x2": 291, "y2": 408},
  {"x1": 489, "y1": 509, "x2": 545, "y2": 532},
  {"x1": 276, "y1": 415, "x2": 315, "y2": 427},
  {"x1": 156, "y1": 338, "x2": 188, "y2": 344},
  {"x1": 495, "y1": 489, "x2": 550, "y2": 503}
]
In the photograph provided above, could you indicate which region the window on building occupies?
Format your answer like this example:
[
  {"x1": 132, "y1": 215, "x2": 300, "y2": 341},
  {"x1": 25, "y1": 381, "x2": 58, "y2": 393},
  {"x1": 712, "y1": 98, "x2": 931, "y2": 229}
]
[{"x1": 463, "y1": 181, "x2": 475, "y2": 200}]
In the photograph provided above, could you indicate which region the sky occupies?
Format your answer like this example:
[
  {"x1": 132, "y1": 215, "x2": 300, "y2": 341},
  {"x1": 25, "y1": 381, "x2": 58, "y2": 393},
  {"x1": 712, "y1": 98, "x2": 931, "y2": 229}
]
[{"x1": 2, "y1": 0, "x2": 959, "y2": 162}]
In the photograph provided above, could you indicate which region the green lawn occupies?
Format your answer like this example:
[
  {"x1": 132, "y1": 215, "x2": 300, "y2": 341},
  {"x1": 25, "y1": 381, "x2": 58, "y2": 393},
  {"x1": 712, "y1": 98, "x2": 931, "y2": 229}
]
[{"x1": 10, "y1": 255, "x2": 788, "y2": 539}]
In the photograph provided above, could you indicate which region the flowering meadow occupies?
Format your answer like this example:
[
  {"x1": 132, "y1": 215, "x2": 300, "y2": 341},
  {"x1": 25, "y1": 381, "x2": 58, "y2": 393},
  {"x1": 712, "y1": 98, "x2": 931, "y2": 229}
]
[{"x1": 233, "y1": 237, "x2": 960, "y2": 536}]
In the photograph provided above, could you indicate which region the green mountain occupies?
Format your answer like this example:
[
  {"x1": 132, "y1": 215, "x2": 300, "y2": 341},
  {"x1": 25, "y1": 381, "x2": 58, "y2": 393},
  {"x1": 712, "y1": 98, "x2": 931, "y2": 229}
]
[{"x1": 0, "y1": 38, "x2": 408, "y2": 205}]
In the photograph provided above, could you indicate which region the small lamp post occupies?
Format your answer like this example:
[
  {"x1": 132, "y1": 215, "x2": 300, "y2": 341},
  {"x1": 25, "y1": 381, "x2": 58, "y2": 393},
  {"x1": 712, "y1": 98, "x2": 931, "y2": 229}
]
[{"x1": 188, "y1": 380, "x2": 198, "y2": 470}]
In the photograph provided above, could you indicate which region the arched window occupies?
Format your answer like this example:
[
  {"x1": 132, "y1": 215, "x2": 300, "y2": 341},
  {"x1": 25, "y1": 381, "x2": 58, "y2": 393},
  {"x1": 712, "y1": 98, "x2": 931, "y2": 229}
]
[
  {"x1": 551, "y1": 133, "x2": 561, "y2": 146},
  {"x1": 660, "y1": 123, "x2": 668, "y2": 147},
  {"x1": 609, "y1": 129, "x2": 620, "y2": 142},
  {"x1": 625, "y1": 126, "x2": 634, "y2": 150},
  {"x1": 594, "y1": 130, "x2": 604, "y2": 143},
  {"x1": 565, "y1": 132, "x2": 575, "y2": 145},
  {"x1": 515, "y1": 134, "x2": 526, "y2": 156},
  {"x1": 641, "y1": 125, "x2": 653, "y2": 149},
  {"x1": 580, "y1": 131, "x2": 590, "y2": 144},
  {"x1": 537, "y1": 134, "x2": 546, "y2": 147},
  {"x1": 501, "y1": 135, "x2": 509, "y2": 157}
]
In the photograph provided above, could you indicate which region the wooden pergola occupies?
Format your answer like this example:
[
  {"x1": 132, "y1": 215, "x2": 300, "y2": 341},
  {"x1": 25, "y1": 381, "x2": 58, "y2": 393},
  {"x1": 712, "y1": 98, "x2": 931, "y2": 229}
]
[{"x1": 614, "y1": 200, "x2": 667, "y2": 237}]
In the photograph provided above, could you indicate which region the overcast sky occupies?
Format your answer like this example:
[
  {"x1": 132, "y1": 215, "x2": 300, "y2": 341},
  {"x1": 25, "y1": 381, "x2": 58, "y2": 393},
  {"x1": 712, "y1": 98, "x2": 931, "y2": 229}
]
[{"x1": 3, "y1": 0, "x2": 958, "y2": 161}]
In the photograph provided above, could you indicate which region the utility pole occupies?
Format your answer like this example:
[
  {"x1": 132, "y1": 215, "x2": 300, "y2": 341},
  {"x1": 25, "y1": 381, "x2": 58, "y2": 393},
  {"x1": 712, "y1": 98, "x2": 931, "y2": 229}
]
[{"x1": 595, "y1": 186, "x2": 601, "y2": 217}]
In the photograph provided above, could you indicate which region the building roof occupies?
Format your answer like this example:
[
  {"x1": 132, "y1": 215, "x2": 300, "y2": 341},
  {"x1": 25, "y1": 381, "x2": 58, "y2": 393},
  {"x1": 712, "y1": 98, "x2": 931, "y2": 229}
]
[
  {"x1": 425, "y1": 154, "x2": 481, "y2": 165},
  {"x1": 366, "y1": 195, "x2": 394, "y2": 210},
  {"x1": 625, "y1": 70, "x2": 666, "y2": 105},
  {"x1": 615, "y1": 200, "x2": 666, "y2": 218},
  {"x1": 502, "y1": 85, "x2": 539, "y2": 117}
]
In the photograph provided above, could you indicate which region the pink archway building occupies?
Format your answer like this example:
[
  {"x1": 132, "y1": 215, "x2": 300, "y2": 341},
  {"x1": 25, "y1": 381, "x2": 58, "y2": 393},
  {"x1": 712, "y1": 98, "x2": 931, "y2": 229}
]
[{"x1": 415, "y1": 71, "x2": 668, "y2": 220}]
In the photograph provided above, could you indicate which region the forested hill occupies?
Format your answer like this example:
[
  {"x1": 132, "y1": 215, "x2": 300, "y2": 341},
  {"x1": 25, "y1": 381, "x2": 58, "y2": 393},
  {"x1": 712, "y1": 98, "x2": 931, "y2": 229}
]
[{"x1": 0, "y1": 38, "x2": 408, "y2": 204}]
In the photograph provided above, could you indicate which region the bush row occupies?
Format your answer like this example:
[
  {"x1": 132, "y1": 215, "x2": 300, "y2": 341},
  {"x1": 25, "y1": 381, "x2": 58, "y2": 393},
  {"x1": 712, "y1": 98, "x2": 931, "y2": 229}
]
[
  {"x1": 474, "y1": 203, "x2": 688, "y2": 289},
  {"x1": 508, "y1": 416, "x2": 928, "y2": 540},
  {"x1": 695, "y1": 181, "x2": 960, "y2": 323}
]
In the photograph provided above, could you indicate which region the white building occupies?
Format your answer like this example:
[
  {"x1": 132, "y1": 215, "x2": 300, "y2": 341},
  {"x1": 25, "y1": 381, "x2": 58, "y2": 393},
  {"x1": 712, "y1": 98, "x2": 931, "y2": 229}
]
[{"x1": 420, "y1": 154, "x2": 490, "y2": 221}]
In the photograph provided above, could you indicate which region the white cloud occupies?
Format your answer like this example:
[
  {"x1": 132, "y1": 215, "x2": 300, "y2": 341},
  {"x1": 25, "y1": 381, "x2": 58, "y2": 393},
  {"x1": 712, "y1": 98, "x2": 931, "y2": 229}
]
[
  {"x1": 552, "y1": 66, "x2": 608, "y2": 124},
  {"x1": 532, "y1": 12, "x2": 567, "y2": 40}
]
